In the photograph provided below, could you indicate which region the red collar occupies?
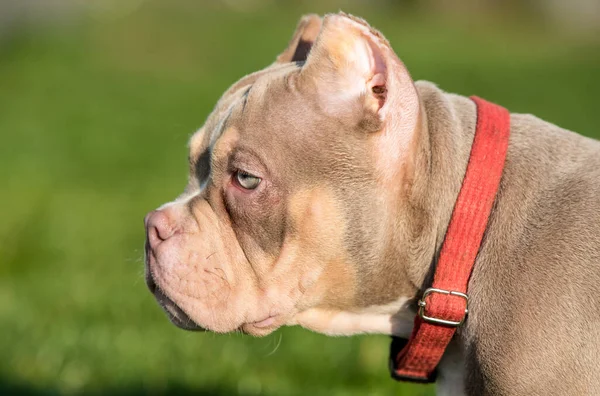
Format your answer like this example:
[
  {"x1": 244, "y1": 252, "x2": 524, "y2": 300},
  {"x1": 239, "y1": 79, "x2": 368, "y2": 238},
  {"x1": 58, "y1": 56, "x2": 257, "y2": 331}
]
[{"x1": 390, "y1": 96, "x2": 511, "y2": 382}]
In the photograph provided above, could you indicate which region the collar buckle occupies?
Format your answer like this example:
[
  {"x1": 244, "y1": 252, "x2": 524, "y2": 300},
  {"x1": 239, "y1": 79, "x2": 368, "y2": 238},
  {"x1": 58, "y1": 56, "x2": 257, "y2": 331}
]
[{"x1": 417, "y1": 288, "x2": 469, "y2": 328}]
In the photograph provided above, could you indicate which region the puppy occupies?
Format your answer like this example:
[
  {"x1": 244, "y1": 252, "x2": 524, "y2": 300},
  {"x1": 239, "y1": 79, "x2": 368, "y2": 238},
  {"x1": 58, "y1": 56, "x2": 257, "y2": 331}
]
[{"x1": 144, "y1": 13, "x2": 600, "y2": 395}]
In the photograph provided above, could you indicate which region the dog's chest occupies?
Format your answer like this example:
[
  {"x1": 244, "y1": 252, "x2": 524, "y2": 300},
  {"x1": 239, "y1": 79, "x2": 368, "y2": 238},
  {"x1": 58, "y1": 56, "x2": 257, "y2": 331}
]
[{"x1": 436, "y1": 340, "x2": 466, "y2": 396}]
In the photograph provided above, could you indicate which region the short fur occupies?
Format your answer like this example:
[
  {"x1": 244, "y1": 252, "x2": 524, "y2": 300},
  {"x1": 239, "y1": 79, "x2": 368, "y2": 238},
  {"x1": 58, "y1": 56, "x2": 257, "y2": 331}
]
[{"x1": 144, "y1": 12, "x2": 600, "y2": 395}]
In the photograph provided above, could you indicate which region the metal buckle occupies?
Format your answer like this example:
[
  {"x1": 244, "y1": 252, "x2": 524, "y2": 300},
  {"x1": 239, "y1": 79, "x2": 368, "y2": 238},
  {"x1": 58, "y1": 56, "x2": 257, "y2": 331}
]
[{"x1": 417, "y1": 288, "x2": 469, "y2": 327}]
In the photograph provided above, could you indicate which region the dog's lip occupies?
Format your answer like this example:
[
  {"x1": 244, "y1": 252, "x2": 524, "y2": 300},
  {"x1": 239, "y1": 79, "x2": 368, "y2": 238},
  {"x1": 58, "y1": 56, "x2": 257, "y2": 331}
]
[
  {"x1": 153, "y1": 287, "x2": 206, "y2": 332},
  {"x1": 249, "y1": 315, "x2": 279, "y2": 328},
  {"x1": 239, "y1": 314, "x2": 283, "y2": 336}
]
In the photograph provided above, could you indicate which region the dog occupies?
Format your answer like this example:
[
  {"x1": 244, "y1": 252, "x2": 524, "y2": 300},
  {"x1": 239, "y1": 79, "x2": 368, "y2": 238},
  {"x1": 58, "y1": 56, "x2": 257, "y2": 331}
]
[{"x1": 144, "y1": 13, "x2": 600, "y2": 395}]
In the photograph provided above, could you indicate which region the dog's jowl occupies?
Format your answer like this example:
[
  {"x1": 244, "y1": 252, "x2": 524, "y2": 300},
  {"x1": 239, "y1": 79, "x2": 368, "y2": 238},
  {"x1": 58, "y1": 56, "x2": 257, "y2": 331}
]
[{"x1": 144, "y1": 12, "x2": 600, "y2": 396}]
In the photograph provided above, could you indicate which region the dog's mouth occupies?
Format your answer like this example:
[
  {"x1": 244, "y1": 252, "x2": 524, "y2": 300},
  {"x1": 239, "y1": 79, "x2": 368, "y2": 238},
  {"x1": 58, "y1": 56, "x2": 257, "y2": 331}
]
[
  {"x1": 146, "y1": 269, "x2": 206, "y2": 332},
  {"x1": 145, "y1": 242, "x2": 285, "y2": 335},
  {"x1": 155, "y1": 288, "x2": 206, "y2": 332},
  {"x1": 238, "y1": 315, "x2": 282, "y2": 336},
  {"x1": 153, "y1": 286, "x2": 282, "y2": 335}
]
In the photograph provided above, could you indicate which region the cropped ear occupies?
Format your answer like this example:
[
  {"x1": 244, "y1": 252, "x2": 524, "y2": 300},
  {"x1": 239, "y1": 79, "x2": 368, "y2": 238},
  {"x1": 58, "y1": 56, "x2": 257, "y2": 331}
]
[
  {"x1": 276, "y1": 14, "x2": 322, "y2": 64},
  {"x1": 299, "y1": 13, "x2": 420, "y2": 133}
]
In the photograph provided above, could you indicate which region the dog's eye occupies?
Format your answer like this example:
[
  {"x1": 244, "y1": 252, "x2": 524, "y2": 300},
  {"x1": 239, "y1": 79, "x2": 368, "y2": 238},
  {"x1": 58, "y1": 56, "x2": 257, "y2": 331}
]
[{"x1": 234, "y1": 171, "x2": 261, "y2": 190}]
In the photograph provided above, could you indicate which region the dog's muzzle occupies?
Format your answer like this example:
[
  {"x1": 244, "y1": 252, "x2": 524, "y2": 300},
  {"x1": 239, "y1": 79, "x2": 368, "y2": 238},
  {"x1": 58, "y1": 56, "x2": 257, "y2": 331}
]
[{"x1": 144, "y1": 210, "x2": 205, "y2": 332}]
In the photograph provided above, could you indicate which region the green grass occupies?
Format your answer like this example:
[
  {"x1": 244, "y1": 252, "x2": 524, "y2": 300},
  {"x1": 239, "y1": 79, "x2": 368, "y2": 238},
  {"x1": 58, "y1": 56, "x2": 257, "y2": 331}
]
[{"x1": 0, "y1": 1, "x2": 598, "y2": 395}]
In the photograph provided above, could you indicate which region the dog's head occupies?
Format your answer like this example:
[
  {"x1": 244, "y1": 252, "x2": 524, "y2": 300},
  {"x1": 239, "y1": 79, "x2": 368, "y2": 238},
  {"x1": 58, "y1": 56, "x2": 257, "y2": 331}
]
[{"x1": 144, "y1": 13, "x2": 426, "y2": 337}]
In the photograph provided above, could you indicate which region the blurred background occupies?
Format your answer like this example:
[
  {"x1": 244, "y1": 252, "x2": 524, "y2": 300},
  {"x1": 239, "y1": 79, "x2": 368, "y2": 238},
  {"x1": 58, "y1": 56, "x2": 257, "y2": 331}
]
[{"x1": 0, "y1": 0, "x2": 598, "y2": 395}]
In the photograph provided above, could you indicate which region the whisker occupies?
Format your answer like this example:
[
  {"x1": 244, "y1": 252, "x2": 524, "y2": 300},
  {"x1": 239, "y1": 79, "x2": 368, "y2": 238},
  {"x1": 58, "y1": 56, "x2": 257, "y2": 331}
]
[{"x1": 266, "y1": 333, "x2": 283, "y2": 357}]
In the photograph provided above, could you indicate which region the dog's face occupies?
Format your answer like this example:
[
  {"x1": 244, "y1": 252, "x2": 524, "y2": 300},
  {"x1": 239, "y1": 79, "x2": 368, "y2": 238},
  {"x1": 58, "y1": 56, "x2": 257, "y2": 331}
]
[{"x1": 144, "y1": 13, "x2": 422, "y2": 336}]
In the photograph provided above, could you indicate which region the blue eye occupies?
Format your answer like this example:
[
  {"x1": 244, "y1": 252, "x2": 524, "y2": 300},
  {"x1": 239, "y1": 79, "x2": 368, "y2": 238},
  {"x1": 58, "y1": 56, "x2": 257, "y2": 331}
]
[{"x1": 234, "y1": 171, "x2": 261, "y2": 190}]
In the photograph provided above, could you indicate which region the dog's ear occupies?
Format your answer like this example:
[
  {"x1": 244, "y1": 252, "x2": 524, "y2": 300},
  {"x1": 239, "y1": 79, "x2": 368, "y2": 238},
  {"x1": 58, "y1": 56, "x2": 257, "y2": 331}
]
[
  {"x1": 299, "y1": 13, "x2": 420, "y2": 134},
  {"x1": 276, "y1": 14, "x2": 322, "y2": 64}
]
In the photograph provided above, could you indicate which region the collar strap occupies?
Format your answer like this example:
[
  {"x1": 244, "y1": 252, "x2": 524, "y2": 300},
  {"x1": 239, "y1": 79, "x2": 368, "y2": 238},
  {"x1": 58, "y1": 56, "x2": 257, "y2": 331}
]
[{"x1": 390, "y1": 96, "x2": 511, "y2": 382}]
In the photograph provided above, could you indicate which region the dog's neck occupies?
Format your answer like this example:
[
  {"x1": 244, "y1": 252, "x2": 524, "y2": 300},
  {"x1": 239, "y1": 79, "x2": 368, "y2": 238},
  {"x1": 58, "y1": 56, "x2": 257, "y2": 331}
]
[
  {"x1": 292, "y1": 83, "x2": 478, "y2": 341},
  {"x1": 394, "y1": 82, "x2": 479, "y2": 302}
]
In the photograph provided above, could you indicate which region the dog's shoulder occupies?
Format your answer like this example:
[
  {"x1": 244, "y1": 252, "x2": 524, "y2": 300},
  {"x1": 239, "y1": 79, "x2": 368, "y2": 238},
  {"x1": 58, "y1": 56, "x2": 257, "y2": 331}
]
[
  {"x1": 464, "y1": 97, "x2": 600, "y2": 395},
  {"x1": 414, "y1": 81, "x2": 600, "y2": 394}
]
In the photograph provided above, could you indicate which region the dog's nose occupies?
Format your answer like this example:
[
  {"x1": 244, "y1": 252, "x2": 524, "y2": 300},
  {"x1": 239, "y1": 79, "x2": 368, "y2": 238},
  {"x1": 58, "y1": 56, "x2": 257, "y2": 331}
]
[{"x1": 145, "y1": 210, "x2": 174, "y2": 250}]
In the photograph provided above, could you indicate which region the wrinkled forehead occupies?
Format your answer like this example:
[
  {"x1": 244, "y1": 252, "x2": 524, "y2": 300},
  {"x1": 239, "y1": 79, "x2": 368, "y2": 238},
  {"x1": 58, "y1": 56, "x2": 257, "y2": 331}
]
[{"x1": 188, "y1": 62, "x2": 305, "y2": 162}]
